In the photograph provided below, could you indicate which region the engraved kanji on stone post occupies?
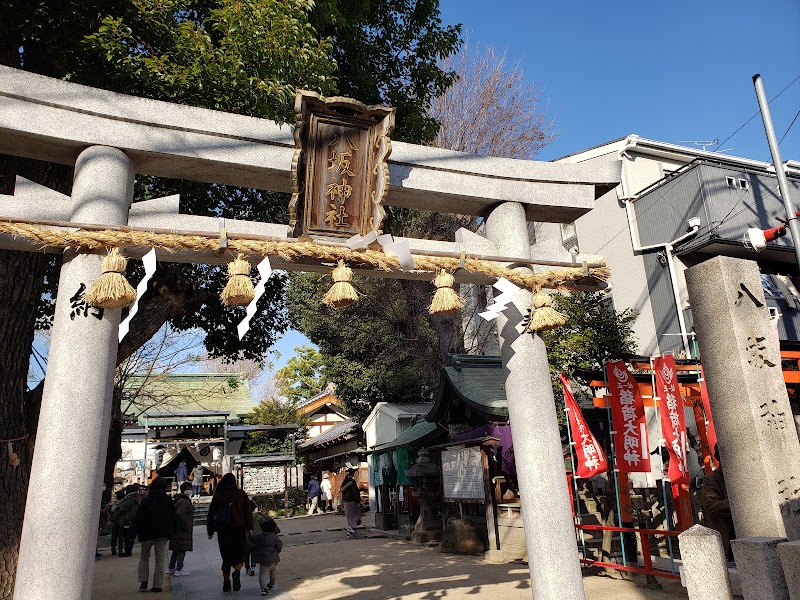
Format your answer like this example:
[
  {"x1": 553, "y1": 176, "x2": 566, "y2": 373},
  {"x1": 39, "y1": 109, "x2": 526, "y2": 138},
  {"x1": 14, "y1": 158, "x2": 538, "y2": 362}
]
[{"x1": 289, "y1": 90, "x2": 395, "y2": 239}]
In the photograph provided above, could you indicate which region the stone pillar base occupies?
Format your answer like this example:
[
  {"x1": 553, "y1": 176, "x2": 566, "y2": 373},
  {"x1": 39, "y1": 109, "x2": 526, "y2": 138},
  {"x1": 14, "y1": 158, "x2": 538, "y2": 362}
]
[
  {"x1": 777, "y1": 540, "x2": 800, "y2": 600},
  {"x1": 732, "y1": 536, "x2": 789, "y2": 600},
  {"x1": 484, "y1": 549, "x2": 506, "y2": 563},
  {"x1": 678, "y1": 524, "x2": 733, "y2": 600}
]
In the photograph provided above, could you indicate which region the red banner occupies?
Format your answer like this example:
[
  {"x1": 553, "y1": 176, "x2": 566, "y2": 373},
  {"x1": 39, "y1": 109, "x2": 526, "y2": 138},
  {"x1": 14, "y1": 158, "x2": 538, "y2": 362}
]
[
  {"x1": 561, "y1": 374, "x2": 607, "y2": 478},
  {"x1": 699, "y1": 366, "x2": 718, "y2": 464},
  {"x1": 653, "y1": 356, "x2": 689, "y2": 485},
  {"x1": 606, "y1": 360, "x2": 651, "y2": 473}
]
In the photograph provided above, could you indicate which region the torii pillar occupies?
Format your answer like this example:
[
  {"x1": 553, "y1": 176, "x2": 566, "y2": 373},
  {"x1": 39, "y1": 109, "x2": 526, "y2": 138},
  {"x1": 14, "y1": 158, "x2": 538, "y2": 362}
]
[
  {"x1": 14, "y1": 146, "x2": 133, "y2": 600},
  {"x1": 486, "y1": 202, "x2": 586, "y2": 599}
]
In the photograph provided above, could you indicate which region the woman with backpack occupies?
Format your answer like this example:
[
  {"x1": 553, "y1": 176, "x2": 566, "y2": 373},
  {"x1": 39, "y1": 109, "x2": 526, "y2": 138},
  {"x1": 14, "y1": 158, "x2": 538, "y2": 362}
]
[{"x1": 207, "y1": 473, "x2": 253, "y2": 592}]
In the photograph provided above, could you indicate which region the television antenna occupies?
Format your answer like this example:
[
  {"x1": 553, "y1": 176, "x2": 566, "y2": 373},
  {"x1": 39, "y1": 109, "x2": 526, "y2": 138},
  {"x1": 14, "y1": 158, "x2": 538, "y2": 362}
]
[{"x1": 678, "y1": 139, "x2": 734, "y2": 153}]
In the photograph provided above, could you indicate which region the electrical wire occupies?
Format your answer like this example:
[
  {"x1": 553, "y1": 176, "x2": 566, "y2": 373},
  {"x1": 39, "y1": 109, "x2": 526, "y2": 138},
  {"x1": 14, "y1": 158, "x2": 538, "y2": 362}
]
[
  {"x1": 779, "y1": 109, "x2": 800, "y2": 146},
  {"x1": 589, "y1": 73, "x2": 800, "y2": 258}
]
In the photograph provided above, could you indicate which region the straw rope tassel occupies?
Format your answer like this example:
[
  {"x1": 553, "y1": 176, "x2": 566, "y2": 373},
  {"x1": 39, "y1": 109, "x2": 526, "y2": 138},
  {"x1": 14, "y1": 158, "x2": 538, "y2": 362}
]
[
  {"x1": 429, "y1": 269, "x2": 462, "y2": 315},
  {"x1": 84, "y1": 247, "x2": 137, "y2": 309},
  {"x1": 220, "y1": 254, "x2": 255, "y2": 307},
  {"x1": 322, "y1": 260, "x2": 359, "y2": 308},
  {"x1": 527, "y1": 290, "x2": 568, "y2": 333}
]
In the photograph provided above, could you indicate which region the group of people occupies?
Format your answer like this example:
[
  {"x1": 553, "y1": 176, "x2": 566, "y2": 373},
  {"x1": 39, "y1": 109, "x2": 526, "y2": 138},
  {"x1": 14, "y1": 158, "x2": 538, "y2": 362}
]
[
  {"x1": 307, "y1": 468, "x2": 362, "y2": 539},
  {"x1": 105, "y1": 471, "x2": 282, "y2": 595},
  {"x1": 171, "y1": 460, "x2": 207, "y2": 497},
  {"x1": 207, "y1": 473, "x2": 282, "y2": 595}
]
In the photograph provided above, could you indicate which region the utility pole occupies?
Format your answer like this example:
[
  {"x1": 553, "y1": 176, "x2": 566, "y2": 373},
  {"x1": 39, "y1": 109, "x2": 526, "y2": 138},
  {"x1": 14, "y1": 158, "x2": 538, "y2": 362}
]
[{"x1": 753, "y1": 74, "x2": 800, "y2": 268}]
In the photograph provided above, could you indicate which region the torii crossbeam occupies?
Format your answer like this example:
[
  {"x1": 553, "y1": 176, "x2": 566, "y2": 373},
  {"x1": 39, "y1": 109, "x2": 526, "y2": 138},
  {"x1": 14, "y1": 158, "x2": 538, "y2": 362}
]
[{"x1": 0, "y1": 65, "x2": 620, "y2": 600}]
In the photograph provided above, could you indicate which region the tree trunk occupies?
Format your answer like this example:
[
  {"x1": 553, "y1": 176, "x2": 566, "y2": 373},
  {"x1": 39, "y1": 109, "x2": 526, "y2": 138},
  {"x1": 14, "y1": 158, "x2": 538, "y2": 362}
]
[{"x1": 0, "y1": 250, "x2": 45, "y2": 600}]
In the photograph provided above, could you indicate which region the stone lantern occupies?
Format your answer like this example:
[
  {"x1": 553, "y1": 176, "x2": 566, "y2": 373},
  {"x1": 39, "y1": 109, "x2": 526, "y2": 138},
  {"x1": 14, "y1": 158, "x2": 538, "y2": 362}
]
[{"x1": 405, "y1": 448, "x2": 442, "y2": 543}]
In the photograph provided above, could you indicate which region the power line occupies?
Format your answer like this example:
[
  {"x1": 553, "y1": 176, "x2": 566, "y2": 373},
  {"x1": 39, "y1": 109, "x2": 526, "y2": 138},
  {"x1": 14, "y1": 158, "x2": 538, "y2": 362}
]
[
  {"x1": 779, "y1": 109, "x2": 800, "y2": 146},
  {"x1": 588, "y1": 73, "x2": 800, "y2": 258}
]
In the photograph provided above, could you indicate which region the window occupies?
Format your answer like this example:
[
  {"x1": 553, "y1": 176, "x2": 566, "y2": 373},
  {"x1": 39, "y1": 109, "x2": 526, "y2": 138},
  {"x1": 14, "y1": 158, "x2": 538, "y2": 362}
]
[
  {"x1": 725, "y1": 176, "x2": 736, "y2": 188},
  {"x1": 739, "y1": 178, "x2": 749, "y2": 191}
]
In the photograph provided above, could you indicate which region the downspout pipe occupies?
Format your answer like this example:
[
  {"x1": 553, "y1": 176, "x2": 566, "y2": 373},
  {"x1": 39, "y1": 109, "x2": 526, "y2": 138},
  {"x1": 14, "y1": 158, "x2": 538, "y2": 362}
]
[{"x1": 624, "y1": 197, "x2": 700, "y2": 356}]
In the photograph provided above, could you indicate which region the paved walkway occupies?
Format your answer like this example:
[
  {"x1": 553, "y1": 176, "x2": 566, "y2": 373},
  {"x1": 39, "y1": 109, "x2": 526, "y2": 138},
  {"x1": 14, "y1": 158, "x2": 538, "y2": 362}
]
[{"x1": 93, "y1": 513, "x2": 690, "y2": 600}]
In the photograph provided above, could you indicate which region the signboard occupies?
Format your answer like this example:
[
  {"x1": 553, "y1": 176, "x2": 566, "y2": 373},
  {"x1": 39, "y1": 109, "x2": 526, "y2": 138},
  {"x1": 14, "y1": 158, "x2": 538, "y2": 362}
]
[
  {"x1": 441, "y1": 447, "x2": 485, "y2": 503},
  {"x1": 606, "y1": 360, "x2": 652, "y2": 474},
  {"x1": 290, "y1": 90, "x2": 395, "y2": 238}
]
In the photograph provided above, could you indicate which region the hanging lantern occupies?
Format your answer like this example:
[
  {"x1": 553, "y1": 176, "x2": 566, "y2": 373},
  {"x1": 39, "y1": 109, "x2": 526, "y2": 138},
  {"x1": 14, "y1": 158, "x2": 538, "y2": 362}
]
[
  {"x1": 220, "y1": 254, "x2": 255, "y2": 307},
  {"x1": 84, "y1": 247, "x2": 137, "y2": 309},
  {"x1": 322, "y1": 260, "x2": 359, "y2": 308}
]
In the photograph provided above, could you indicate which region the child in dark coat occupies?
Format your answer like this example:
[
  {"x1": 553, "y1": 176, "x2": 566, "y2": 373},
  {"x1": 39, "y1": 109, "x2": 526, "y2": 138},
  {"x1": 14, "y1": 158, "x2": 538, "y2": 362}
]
[{"x1": 249, "y1": 519, "x2": 282, "y2": 595}]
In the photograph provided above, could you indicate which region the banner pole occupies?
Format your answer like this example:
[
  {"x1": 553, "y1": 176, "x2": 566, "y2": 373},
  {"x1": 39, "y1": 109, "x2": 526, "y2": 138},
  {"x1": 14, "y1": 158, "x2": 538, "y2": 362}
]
[
  {"x1": 564, "y1": 403, "x2": 588, "y2": 558},
  {"x1": 602, "y1": 361, "x2": 627, "y2": 568},
  {"x1": 650, "y1": 355, "x2": 676, "y2": 574}
]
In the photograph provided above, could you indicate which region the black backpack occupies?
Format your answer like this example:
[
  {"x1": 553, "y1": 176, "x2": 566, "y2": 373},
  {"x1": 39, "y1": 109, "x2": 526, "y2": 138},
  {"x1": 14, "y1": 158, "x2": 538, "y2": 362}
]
[{"x1": 213, "y1": 501, "x2": 233, "y2": 531}]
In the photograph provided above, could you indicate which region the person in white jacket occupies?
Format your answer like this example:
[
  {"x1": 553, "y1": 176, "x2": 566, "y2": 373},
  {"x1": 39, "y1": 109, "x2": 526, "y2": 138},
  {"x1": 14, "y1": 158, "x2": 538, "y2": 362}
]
[
  {"x1": 191, "y1": 465, "x2": 205, "y2": 497},
  {"x1": 320, "y1": 473, "x2": 333, "y2": 512}
]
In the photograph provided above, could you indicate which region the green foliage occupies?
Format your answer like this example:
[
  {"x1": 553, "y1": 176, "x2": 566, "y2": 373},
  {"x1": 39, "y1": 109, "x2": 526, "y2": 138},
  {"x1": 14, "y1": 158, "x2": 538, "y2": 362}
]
[
  {"x1": 287, "y1": 272, "x2": 445, "y2": 423},
  {"x1": 543, "y1": 291, "x2": 638, "y2": 418},
  {"x1": 311, "y1": 0, "x2": 462, "y2": 143},
  {"x1": 241, "y1": 395, "x2": 309, "y2": 453},
  {"x1": 2, "y1": 0, "x2": 463, "y2": 361},
  {"x1": 80, "y1": 0, "x2": 336, "y2": 120},
  {"x1": 543, "y1": 291, "x2": 638, "y2": 375},
  {"x1": 273, "y1": 346, "x2": 328, "y2": 405}
]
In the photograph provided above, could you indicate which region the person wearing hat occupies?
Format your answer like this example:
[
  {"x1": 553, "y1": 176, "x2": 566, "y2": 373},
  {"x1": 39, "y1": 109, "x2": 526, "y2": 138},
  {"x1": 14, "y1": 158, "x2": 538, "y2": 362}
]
[
  {"x1": 307, "y1": 475, "x2": 323, "y2": 516},
  {"x1": 320, "y1": 473, "x2": 332, "y2": 512}
]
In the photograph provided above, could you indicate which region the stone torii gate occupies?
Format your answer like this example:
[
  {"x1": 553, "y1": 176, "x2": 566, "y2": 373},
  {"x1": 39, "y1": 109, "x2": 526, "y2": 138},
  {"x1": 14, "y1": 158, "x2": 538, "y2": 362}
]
[{"x1": 0, "y1": 65, "x2": 620, "y2": 600}]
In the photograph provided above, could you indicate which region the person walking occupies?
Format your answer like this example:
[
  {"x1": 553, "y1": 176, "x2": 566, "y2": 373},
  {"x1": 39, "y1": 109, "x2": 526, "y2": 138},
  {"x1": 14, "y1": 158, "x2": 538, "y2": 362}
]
[
  {"x1": 115, "y1": 484, "x2": 144, "y2": 557},
  {"x1": 320, "y1": 473, "x2": 332, "y2": 512},
  {"x1": 701, "y1": 444, "x2": 737, "y2": 561},
  {"x1": 245, "y1": 501, "x2": 280, "y2": 576},
  {"x1": 109, "y1": 488, "x2": 127, "y2": 555},
  {"x1": 340, "y1": 468, "x2": 361, "y2": 539},
  {"x1": 207, "y1": 473, "x2": 253, "y2": 592},
  {"x1": 132, "y1": 477, "x2": 177, "y2": 593},
  {"x1": 249, "y1": 519, "x2": 283, "y2": 596},
  {"x1": 167, "y1": 482, "x2": 194, "y2": 577},
  {"x1": 190, "y1": 464, "x2": 205, "y2": 498},
  {"x1": 175, "y1": 460, "x2": 189, "y2": 486},
  {"x1": 307, "y1": 475, "x2": 323, "y2": 516}
]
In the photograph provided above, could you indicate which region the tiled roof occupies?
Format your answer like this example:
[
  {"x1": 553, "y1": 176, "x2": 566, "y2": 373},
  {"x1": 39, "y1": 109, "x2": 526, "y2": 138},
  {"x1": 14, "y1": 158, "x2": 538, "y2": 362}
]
[
  {"x1": 124, "y1": 373, "x2": 254, "y2": 421},
  {"x1": 298, "y1": 420, "x2": 357, "y2": 449},
  {"x1": 427, "y1": 354, "x2": 508, "y2": 422}
]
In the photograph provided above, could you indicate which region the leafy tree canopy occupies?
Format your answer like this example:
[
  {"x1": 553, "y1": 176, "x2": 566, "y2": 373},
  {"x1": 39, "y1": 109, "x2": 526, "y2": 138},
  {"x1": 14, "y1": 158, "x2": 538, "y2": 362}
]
[
  {"x1": 1, "y1": 0, "x2": 462, "y2": 362},
  {"x1": 287, "y1": 272, "x2": 446, "y2": 423},
  {"x1": 241, "y1": 396, "x2": 309, "y2": 454},
  {"x1": 543, "y1": 291, "x2": 638, "y2": 418},
  {"x1": 273, "y1": 346, "x2": 328, "y2": 405}
]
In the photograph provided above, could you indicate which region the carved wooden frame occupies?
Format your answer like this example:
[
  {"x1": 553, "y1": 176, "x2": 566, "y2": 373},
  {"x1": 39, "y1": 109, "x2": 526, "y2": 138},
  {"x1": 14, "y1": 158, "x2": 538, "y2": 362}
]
[{"x1": 289, "y1": 90, "x2": 395, "y2": 239}]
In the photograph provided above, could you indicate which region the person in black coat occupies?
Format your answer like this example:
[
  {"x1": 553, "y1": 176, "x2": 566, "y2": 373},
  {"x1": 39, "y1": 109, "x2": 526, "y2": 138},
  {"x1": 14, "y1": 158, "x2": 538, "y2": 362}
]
[
  {"x1": 207, "y1": 473, "x2": 253, "y2": 593},
  {"x1": 132, "y1": 478, "x2": 177, "y2": 593}
]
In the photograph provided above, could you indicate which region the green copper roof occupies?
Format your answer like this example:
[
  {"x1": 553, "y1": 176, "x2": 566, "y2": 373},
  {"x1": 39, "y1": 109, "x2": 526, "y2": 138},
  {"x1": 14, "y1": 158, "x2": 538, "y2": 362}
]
[
  {"x1": 373, "y1": 419, "x2": 442, "y2": 451},
  {"x1": 427, "y1": 354, "x2": 508, "y2": 422},
  {"x1": 123, "y1": 373, "x2": 254, "y2": 424}
]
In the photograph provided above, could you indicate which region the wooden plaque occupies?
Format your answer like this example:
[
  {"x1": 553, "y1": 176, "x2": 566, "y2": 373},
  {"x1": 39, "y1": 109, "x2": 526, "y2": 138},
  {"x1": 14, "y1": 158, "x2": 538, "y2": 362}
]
[{"x1": 289, "y1": 90, "x2": 395, "y2": 239}]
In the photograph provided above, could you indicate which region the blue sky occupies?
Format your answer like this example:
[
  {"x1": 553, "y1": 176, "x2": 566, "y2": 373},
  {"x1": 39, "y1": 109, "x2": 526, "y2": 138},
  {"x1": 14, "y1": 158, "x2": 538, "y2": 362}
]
[
  {"x1": 28, "y1": 1, "x2": 800, "y2": 383},
  {"x1": 439, "y1": 0, "x2": 800, "y2": 163}
]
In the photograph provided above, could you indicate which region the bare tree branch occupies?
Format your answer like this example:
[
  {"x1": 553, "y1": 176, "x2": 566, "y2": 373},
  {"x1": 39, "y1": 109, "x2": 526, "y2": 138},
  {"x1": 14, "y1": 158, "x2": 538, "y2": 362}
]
[{"x1": 431, "y1": 36, "x2": 557, "y2": 160}]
